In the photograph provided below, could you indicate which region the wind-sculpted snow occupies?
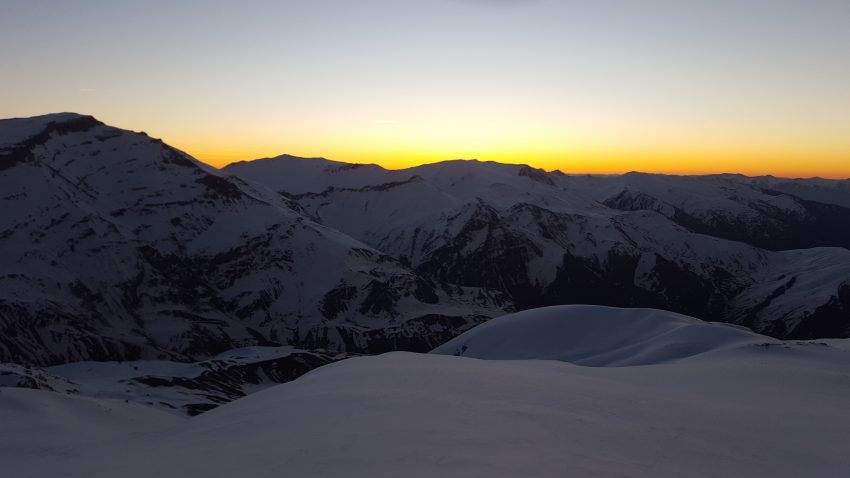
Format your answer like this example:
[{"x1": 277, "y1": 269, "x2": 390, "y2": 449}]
[
  {"x1": 431, "y1": 305, "x2": 769, "y2": 365},
  {"x1": 4, "y1": 340, "x2": 850, "y2": 477},
  {"x1": 227, "y1": 156, "x2": 850, "y2": 338}
]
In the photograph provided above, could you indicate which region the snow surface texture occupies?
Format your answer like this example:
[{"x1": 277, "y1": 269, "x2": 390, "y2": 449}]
[
  {"x1": 4, "y1": 305, "x2": 850, "y2": 478},
  {"x1": 431, "y1": 304, "x2": 771, "y2": 365}
]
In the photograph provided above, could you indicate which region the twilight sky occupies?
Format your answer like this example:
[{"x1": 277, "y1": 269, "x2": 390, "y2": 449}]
[{"x1": 2, "y1": 0, "x2": 849, "y2": 177}]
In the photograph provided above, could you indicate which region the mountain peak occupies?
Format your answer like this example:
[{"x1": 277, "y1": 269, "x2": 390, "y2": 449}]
[
  {"x1": 0, "y1": 112, "x2": 102, "y2": 150},
  {"x1": 227, "y1": 154, "x2": 383, "y2": 169},
  {"x1": 25, "y1": 112, "x2": 91, "y2": 122}
]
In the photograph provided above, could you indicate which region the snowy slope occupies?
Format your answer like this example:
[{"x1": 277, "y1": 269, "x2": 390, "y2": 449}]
[
  {"x1": 0, "y1": 114, "x2": 506, "y2": 366},
  {"x1": 749, "y1": 175, "x2": 850, "y2": 208},
  {"x1": 0, "y1": 387, "x2": 183, "y2": 476},
  {"x1": 577, "y1": 172, "x2": 850, "y2": 251},
  {"x1": 728, "y1": 247, "x2": 850, "y2": 338},
  {"x1": 5, "y1": 343, "x2": 850, "y2": 478},
  {"x1": 227, "y1": 156, "x2": 850, "y2": 338},
  {"x1": 5, "y1": 306, "x2": 850, "y2": 477},
  {"x1": 431, "y1": 305, "x2": 770, "y2": 365}
]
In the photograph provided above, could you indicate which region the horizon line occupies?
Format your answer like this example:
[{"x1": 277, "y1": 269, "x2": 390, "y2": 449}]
[
  {"x1": 6, "y1": 112, "x2": 850, "y2": 181},
  {"x1": 221, "y1": 153, "x2": 850, "y2": 181}
]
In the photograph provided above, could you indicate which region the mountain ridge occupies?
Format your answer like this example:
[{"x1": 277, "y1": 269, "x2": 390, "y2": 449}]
[
  {"x1": 2, "y1": 111, "x2": 849, "y2": 372},
  {"x1": 225, "y1": 153, "x2": 850, "y2": 182},
  {"x1": 225, "y1": 147, "x2": 850, "y2": 339}
]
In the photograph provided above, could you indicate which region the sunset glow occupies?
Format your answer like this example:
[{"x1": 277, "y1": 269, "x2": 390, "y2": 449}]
[{"x1": 2, "y1": 0, "x2": 849, "y2": 178}]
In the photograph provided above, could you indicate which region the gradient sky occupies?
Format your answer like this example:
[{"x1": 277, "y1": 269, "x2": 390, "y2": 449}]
[{"x1": 2, "y1": 0, "x2": 849, "y2": 177}]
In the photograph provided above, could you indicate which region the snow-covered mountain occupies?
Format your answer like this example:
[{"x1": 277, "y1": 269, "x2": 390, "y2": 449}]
[
  {"x1": 5, "y1": 305, "x2": 850, "y2": 477},
  {"x1": 0, "y1": 114, "x2": 505, "y2": 367},
  {"x1": 226, "y1": 155, "x2": 850, "y2": 339},
  {"x1": 2, "y1": 112, "x2": 849, "y2": 423}
]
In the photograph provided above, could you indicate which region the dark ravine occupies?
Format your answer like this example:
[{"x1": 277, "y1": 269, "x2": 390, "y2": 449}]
[{"x1": 783, "y1": 284, "x2": 850, "y2": 339}]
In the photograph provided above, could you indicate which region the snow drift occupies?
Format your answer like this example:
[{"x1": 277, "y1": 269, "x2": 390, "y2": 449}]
[{"x1": 431, "y1": 304, "x2": 771, "y2": 365}]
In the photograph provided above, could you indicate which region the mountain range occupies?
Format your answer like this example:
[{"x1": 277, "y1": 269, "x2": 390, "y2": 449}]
[
  {"x1": 225, "y1": 152, "x2": 850, "y2": 339},
  {"x1": 1, "y1": 112, "x2": 849, "y2": 413},
  {"x1": 0, "y1": 113, "x2": 506, "y2": 370}
]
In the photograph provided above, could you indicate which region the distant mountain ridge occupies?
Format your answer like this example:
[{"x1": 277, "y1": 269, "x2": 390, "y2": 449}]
[{"x1": 226, "y1": 154, "x2": 850, "y2": 339}]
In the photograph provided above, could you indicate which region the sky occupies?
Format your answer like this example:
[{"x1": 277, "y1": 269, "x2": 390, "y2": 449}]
[{"x1": 1, "y1": 0, "x2": 849, "y2": 178}]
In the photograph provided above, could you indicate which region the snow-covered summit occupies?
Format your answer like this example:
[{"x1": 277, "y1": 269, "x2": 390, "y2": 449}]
[
  {"x1": 0, "y1": 112, "x2": 98, "y2": 149},
  {"x1": 0, "y1": 112, "x2": 91, "y2": 130},
  {"x1": 225, "y1": 154, "x2": 389, "y2": 195}
]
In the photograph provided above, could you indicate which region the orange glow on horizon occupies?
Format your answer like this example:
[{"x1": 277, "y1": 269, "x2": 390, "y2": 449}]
[
  {"x1": 5, "y1": 0, "x2": 850, "y2": 181},
  {"x1": 181, "y1": 143, "x2": 850, "y2": 180},
  {"x1": 160, "y1": 111, "x2": 850, "y2": 180}
]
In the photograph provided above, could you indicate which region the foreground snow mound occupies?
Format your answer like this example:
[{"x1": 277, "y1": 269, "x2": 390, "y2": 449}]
[
  {"x1": 5, "y1": 350, "x2": 850, "y2": 478},
  {"x1": 0, "y1": 387, "x2": 181, "y2": 473},
  {"x1": 432, "y1": 305, "x2": 770, "y2": 365}
]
